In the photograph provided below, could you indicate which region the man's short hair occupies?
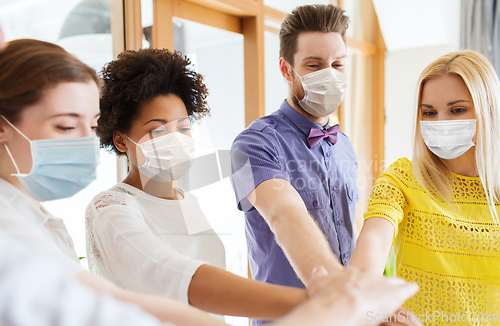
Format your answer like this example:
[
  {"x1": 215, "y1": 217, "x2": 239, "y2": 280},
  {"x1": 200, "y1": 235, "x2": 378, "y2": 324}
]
[{"x1": 279, "y1": 4, "x2": 350, "y2": 67}]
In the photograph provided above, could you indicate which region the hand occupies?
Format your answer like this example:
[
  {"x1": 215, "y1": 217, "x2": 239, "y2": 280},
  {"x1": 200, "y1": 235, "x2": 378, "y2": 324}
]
[{"x1": 274, "y1": 266, "x2": 419, "y2": 326}]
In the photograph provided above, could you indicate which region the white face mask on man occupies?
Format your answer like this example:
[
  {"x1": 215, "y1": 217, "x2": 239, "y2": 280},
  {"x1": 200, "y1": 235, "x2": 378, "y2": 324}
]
[
  {"x1": 127, "y1": 132, "x2": 195, "y2": 182},
  {"x1": 420, "y1": 119, "x2": 476, "y2": 160},
  {"x1": 291, "y1": 66, "x2": 348, "y2": 117}
]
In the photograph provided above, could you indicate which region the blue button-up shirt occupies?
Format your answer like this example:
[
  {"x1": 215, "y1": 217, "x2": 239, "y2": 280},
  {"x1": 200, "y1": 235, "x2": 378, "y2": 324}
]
[{"x1": 231, "y1": 101, "x2": 359, "y2": 323}]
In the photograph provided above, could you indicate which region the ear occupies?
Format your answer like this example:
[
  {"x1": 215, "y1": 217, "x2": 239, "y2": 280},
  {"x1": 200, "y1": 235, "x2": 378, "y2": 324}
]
[
  {"x1": 113, "y1": 131, "x2": 128, "y2": 153},
  {"x1": 279, "y1": 57, "x2": 293, "y2": 82},
  {"x1": 0, "y1": 120, "x2": 9, "y2": 144}
]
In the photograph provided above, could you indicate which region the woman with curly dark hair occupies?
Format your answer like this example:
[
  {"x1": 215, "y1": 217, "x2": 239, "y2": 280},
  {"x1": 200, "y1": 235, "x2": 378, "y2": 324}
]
[{"x1": 85, "y1": 48, "x2": 309, "y2": 321}]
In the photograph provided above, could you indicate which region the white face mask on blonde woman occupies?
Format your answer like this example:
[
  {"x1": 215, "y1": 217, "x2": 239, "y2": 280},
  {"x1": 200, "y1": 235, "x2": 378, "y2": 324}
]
[{"x1": 419, "y1": 74, "x2": 477, "y2": 160}]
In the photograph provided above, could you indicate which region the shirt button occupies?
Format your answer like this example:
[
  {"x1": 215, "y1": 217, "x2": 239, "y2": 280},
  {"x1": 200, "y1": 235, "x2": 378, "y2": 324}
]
[
  {"x1": 312, "y1": 200, "x2": 318, "y2": 207},
  {"x1": 343, "y1": 253, "x2": 348, "y2": 259},
  {"x1": 326, "y1": 152, "x2": 330, "y2": 157},
  {"x1": 332, "y1": 186, "x2": 337, "y2": 192},
  {"x1": 338, "y1": 220, "x2": 342, "y2": 226},
  {"x1": 270, "y1": 120, "x2": 275, "y2": 124}
]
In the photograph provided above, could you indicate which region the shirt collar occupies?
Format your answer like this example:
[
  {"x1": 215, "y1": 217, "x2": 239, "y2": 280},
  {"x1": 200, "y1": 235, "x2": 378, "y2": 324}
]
[{"x1": 279, "y1": 100, "x2": 325, "y2": 137}]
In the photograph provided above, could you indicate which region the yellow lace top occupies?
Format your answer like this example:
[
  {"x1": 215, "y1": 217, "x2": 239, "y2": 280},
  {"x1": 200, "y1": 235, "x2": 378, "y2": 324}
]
[{"x1": 365, "y1": 158, "x2": 500, "y2": 325}]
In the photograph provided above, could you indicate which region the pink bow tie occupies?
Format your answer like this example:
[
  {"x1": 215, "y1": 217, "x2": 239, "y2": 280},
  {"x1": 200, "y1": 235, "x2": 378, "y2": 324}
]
[{"x1": 307, "y1": 124, "x2": 340, "y2": 148}]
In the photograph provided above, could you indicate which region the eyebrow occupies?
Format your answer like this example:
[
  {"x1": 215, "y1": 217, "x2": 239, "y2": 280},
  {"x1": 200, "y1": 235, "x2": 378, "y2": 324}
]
[
  {"x1": 48, "y1": 113, "x2": 80, "y2": 118},
  {"x1": 47, "y1": 112, "x2": 100, "y2": 119},
  {"x1": 419, "y1": 99, "x2": 470, "y2": 109},
  {"x1": 302, "y1": 55, "x2": 347, "y2": 61},
  {"x1": 144, "y1": 118, "x2": 168, "y2": 126},
  {"x1": 447, "y1": 99, "x2": 469, "y2": 106},
  {"x1": 144, "y1": 117, "x2": 189, "y2": 126}
]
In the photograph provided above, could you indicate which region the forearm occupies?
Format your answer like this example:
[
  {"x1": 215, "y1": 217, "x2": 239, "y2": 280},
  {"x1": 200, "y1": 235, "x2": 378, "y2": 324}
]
[
  {"x1": 251, "y1": 179, "x2": 343, "y2": 285},
  {"x1": 188, "y1": 264, "x2": 307, "y2": 319},
  {"x1": 349, "y1": 217, "x2": 394, "y2": 274},
  {"x1": 77, "y1": 271, "x2": 227, "y2": 326},
  {"x1": 117, "y1": 290, "x2": 226, "y2": 326},
  {"x1": 270, "y1": 209, "x2": 343, "y2": 284},
  {"x1": 350, "y1": 235, "x2": 385, "y2": 274}
]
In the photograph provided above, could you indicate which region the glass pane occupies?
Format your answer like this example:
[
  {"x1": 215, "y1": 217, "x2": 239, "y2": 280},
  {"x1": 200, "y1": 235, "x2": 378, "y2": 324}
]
[
  {"x1": 142, "y1": 0, "x2": 153, "y2": 48},
  {"x1": 0, "y1": 0, "x2": 118, "y2": 267},
  {"x1": 265, "y1": 31, "x2": 288, "y2": 115},
  {"x1": 343, "y1": 47, "x2": 374, "y2": 223},
  {"x1": 171, "y1": 17, "x2": 247, "y2": 326},
  {"x1": 264, "y1": 0, "x2": 334, "y2": 14},
  {"x1": 343, "y1": 0, "x2": 375, "y2": 43}
]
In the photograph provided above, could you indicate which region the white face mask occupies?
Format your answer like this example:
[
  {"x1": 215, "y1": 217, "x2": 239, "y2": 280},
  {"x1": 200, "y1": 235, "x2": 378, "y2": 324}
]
[
  {"x1": 292, "y1": 66, "x2": 347, "y2": 117},
  {"x1": 420, "y1": 119, "x2": 476, "y2": 160},
  {"x1": 127, "y1": 132, "x2": 195, "y2": 182}
]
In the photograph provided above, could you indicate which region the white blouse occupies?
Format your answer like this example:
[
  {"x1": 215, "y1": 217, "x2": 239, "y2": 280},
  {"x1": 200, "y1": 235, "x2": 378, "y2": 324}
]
[
  {"x1": 85, "y1": 183, "x2": 226, "y2": 304},
  {"x1": 0, "y1": 178, "x2": 82, "y2": 275}
]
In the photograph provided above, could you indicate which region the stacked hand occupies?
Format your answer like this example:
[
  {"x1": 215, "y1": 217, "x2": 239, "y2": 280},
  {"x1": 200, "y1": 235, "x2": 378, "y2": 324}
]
[{"x1": 275, "y1": 266, "x2": 422, "y2": 326}]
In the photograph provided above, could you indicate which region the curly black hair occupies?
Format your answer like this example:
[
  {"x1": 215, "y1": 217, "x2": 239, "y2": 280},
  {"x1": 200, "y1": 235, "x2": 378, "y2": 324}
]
[{"x1": 97, "y1": 48, "x2": 210, "y2": 155}]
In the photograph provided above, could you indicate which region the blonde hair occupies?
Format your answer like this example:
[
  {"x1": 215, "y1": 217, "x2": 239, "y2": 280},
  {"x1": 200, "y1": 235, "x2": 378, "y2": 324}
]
[{"x1": 413, "y1": 50, "x2": 500, "y2": 223}]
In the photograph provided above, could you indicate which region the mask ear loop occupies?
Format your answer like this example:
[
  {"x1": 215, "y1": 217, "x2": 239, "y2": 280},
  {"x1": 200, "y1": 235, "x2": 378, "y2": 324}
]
[
  {"x1": 1, "y1": 115, "x2": 30, "y2": 175},
  {"x1": 287, "y1": 64, "x2": 306, "y2": 103},
  {"x1": 3, "y1": 144, "x2": 20, "y2": 174},
  {"x1": 124, "y1": 134, "x2": 146, "y2": 169}
]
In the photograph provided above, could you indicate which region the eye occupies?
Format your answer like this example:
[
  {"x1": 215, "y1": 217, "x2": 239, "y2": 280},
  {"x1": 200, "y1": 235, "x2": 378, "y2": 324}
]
[
  {"x1": 57, "y1": 126, "x2": 75, "y2": 132},
  {"x1": 149, "y1": 125, "x2": 169, "y2": 136},
  {"x1": 177, "y1": 122, "x2": 192, "y2": 132},
  {"x1": 451, "y1": 107, "x2": 466, "y2": 114},
  {"x1": 150, "y1": 129, "x2": 166, "y2": 136},
  {"x1": 422, "y1": 111, "x2": 436, "y2": 116}
]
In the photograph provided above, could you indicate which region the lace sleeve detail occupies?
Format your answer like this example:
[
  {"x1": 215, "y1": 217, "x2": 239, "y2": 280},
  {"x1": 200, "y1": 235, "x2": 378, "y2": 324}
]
[
  {"x1": 92, "y1": 194, "x2": 127, "y2": 211},
  {"x1": 364, "y1": 159, "x2": 409, "y2": 235},
  {"x1": 91, "y1": 186, "x2": 134, "y2": 211}
]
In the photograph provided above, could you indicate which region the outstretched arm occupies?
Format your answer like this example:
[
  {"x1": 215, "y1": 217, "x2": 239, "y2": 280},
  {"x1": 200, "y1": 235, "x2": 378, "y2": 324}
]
[
  {"x1": 188, "y1": 264, "x2": 307, "y2": 319},
  {"x1": 249, "y1": 178, "x2": 343, "y2": 286},
  {"x1": 350, "y1": 217, "x2": 395, "y2": 274},
  {"x1": 90, "y1": 201, "x2": 306, "y2": 319}
]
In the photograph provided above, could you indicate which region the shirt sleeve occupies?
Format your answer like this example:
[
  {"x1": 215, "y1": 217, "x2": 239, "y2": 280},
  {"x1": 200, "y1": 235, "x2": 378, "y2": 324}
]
[
  {"x1": 231, "y1": 128, "x2": 290, "y2": 211},
  {"x1": 364, "y1": 160, "x2": 408, "y2": 239},
  {"x1": 0, "y1": 230, "x2": 168, "y2": 326},
  {"x1": 91, "y1": 204, "x2": 206, "y2": 304}
]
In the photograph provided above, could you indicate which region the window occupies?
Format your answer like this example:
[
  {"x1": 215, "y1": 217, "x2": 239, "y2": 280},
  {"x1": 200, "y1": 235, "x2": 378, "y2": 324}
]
[{"x1": 0, "y1": 0, "x2": 121, "y2": 267}]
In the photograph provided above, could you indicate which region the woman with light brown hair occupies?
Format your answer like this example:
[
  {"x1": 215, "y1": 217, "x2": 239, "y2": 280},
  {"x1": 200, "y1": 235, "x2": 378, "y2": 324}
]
[{"x1": 351, "y1": 50, "x2": 500, "y2": 325}]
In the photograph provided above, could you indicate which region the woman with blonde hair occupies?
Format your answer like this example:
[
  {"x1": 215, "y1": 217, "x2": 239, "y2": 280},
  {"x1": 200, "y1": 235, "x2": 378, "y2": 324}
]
[{"x1": 351, "y1": 49, "x2": 500, "y2": 324}]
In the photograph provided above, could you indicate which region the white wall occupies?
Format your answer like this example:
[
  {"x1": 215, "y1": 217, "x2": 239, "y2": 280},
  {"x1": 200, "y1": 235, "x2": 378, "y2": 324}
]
[{"x1": 379, "y1": 0, "x2": 461, "y2": 166}]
